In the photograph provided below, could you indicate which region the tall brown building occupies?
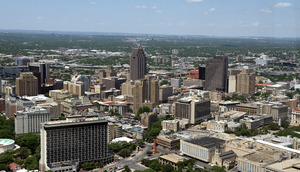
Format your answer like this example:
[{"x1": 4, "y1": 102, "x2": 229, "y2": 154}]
[
  {"x1": 16, "y1": 72, "x2": 38, "y2": 96},
  {"x1": 99, "y1": 65, "x2": 117, "y2": 82},
  {"x1": 130, "y1": 47, "x2": 147, "y2": 81},
  {"x1": 132, "y1": 77, "x2": 159, "y2": 113},
  {"x1": 237, "y1": 69, "x2": 255, "y2": 96},
  {"x1": 205, "y1": 56, "x2": 228, "y2": 92}
]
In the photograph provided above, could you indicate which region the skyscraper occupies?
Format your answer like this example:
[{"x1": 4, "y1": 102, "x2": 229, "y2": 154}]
[
  {"x1": 16, "y1": 72, "x2": 38, "y2": 97},
  {"x1": 205, "y1": 56, "x2": 228, "y2": 92},
  {"x1": 28, "y1": 62, "x2": 50, "y2": 84},
  {"x1": 130, "y1": 47, "x2": 147, "y2": 81},
  {"x1": 236, "y1": 69, "x2": 255, "y2": 96}
]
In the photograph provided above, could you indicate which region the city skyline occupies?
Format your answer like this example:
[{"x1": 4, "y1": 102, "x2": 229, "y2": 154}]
[{"x1": 0, "y1": 0, "x2": 299, "y2": 38}]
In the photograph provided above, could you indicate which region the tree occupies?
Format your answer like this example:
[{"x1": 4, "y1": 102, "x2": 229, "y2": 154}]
[
  {"x1": 82, "y1": 162, "x2": 95, "y2": 170},
  {"x1": 161, "y1": 164, "x2": 174, "y2": 172},
  {"x1": 267, "y1": 123, "x2": 280, "y2": 130},
  {"x1": 146, "y1": 151, "x2": 153, "y2": 155},
  {"x1": 149, "y1": 159, "x2": 160, "y2": 171},
  {"x1": 103, "y1": 107, "x2": 109, "y2": 112},
  {"x1": 281, "y1": 120, "x2": 290, "y2": 129},
  {"x1": 15, "y1": 147, "x2": 32, "y2": 159},
  {"x1": 23, "y1": 155, "x2": 39, "y2": 170},
  {"x1": 118, "y1": 148, "x2": 132, "y2": 158},
  {"x1": 16, "y1": 133, "x2": 40, "y2": 154},
  {"x1": 136, "y1": 139, "x2": 145, "y2": 147},
  {"x1": 122, "y1": 165, "x2": 131, "y2": 172}
]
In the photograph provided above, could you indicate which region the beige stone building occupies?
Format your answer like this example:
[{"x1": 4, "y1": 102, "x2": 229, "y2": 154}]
[
  {"x1": 63, "y1": 81, "x2": 85, "y2": 97},
  {"x1": 162, "y1": 120, "x2": 179, "y2": 132},
  {"x1": 140, "y1": 112, "x2": 158, "y2": 128},
  {"x1": 16, "y1": 72, "x2": 38, "y2": 96},
  {"x1": 107, "y1": 122, "x2": 123, "y2": 143},
  {"x1": 236, "y1": 69, "x2": 255, "y2": 96},
  {"x1": 291, "y1": 110, "x2": 300, "y2": 126},
  {"x1": 159, "y1": 154, "x2": 185, "y2": 170}
]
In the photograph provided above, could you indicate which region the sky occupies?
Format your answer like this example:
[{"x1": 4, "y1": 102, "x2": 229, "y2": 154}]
[{"x1": 0, "y1": 0, "x2": 299, "y2": 38}]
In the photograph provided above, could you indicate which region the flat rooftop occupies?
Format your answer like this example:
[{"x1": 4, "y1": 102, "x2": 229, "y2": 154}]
[
  {"x1": 185, "y1": 137, "x2": 225, "y2": 148},
  {"x1": 242, "y1": 150, "x2": 281, "y2": 164},
  {"x1": 42, "y1": 117, "x2": 107, "y2": 128},
  {"x1": 266, "y1": 159, "x2": 300, "y2": 172},
  {"x1": 160, "y1": 154, "x2": 186, "y2": 163}
]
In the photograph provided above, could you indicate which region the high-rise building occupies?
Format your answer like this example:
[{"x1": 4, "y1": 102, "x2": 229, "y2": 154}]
[
  {"x1": 15, "y1": 106, "x2": 50, "y2": 135},
  {"x1": 63, "y1": 81, "x2": 85, "y2": 97},
  {"x1": 102, "y1": 77, "x2": 126, "y2": 90},
  {"x1": 71, "y1": 75, "x2": 91, "y2": 92},
  {"x1": 28, "y1": 62, "x2": 50, "y2": 84},
  {"x1": 99, "y1": 66, "x2": 117, "y2": 82},
  {"x1": 236, "y1": 69, "x2": 255, "y2": 96},
  {"x1": 130, "y1": 47, "x2": 147, "y2": 81},
  {"x1": 205, "y1": 56, "x2": 228, "y2": 92},
  {"x1": 16, "y1": 72, "x2": 38, "y2": 97},
  {"x1": 171, "y1": 78, "x2": 181, "y2": 88},
  {"x1": 159, "y1": 86, "x2": 173, "y2": 104},
  {"x1": 107, "y1": 122, "x2": 123, "y2": 143},
  {"x1": 40, "y1": 118, "x2": 113, "y2": 172},
  {"x1": 174, "y1": 98, "x2": 211, "y2": 124},
  {"x1": 133, "y1": 80, "x2": 147, "y2": 113}
]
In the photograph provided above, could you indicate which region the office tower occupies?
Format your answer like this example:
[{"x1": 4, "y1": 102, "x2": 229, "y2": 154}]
[
  {"x1": 16, "y1": 57, "x2": 34, "y2": 66},
  {"x1": 71, "y1": 75, "x2": 91, "y2": 92},
  {"x1": 174, "y1": 98, "x2": 211, "y2": 124},
  {"x1": 16, "y1": 72, "x2": 38, "y2": 97},
  {"x1": 40, "y1": 118, "x2": 112, "y2": 172},
  {"x1": 199, "y1": 67, "x2": 206, "y2": 80},
  {"x1": 159, "y1": 86, "x2": 173, "y2": 104},
  {"x1": 5, "y1": 94, "x2": 17, "y2": 118},
  {"x1": 107, "y1": 122, "x2": 123, "y2": 143},
  {"x1": 15, "y1": 106, "x2": 50, "y2": 135},
  {"x1": 236, "y1": 69, "x2": 255, "y2": 96},
  {"x1": 205, "y1": 56, "x2": 228, "y2": 92},
  {"x1": 133, "y1": 80, "x2": 147, "y2": 113},
  {"x1": 102, "y1": 77, "x2": 126, "y2": 90},
  {"x1": 63, "y1": 81, "x2": 85, "y2": 97},
  {"x1": 99, "y1": 66, "x2": 117, "y2": 82},
  {"x1": 140, "y1": 112, "x2": 158, "y2": 128},
  {"x1": 130, "y1": 47, "x2": 147, "y2": 81},
  {"x1": 121, "y1": 80, "x2": 135, "y2": 95},
  {"x1": 28, "y1": 62, "x2": 50, "y2": 84}
]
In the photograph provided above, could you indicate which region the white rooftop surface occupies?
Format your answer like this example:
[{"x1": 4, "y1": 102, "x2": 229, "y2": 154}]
[{"x1": 111, "y1": 137, "x2": 133, "y2": 143}]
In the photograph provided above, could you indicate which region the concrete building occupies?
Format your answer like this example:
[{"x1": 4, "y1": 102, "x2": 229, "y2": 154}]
[
  {"x1": 218, "y1": 101, "x2": 240, "y2": 113},
  {"x1": 271, "y1": 105, "x2": 288, "y2": 120},
  {"x1": 206, "y1": 120, "x2": 228, "y2": 132},
  {"x1": 130, "y1": 47, "x2": 147, "y2": 81},
  {"x1": 205, "y1": 56, "x2": 228, "y2": 92},
  {"x1": 102, "y1": 77, "x2": 126, "y2": 90},
  {"x1": 121, "y1": 80, "x2": 135, "y2": 96},
  {"x1": 16, "y1": 72, "x2": 38, "y2": 97},
  {"x1": 255, "y1": 55, "x2": 269, "y2": 66},
  {"x1": 107, "y1": 122, "x2": 123, "y2": 143},
  {"x1": 71, "y1": 75, "x2": 91, "y2": 92},
  {"x1": 38, "y1": 102, "x2": 61, "y2": 119},
  {"x1": 159, "y1": 103, "x2": 173, "y2": 115},
  {"x1": 162, "y1": 120, "x2": 179, "y2": 132},
  {"x1": 60, "y1": 97, "x2": 92, "y2": 116},
  {"x1": 16, "y1": 57, "x2": 34, "y2": 66},
  {"x1": 228, "y1": 75, "x2": 237, "y2": 93},
  {"x1": 157, "y1": 135, "x2": 180, "y2": 150},
  {"x1": 15, "y1": 106, "x2": 50, "y2": 134},
  {"x1": 171, "y1": 78, "x2": 181, "y2": 88},
  {"x1": 132, "y1": 80, "x2": 147, "y2": 113},
  {"x1": 28, "y1": 62, "x2": 50, "y2": 84},
  {"x1": 291, "y1": 109, "x2": 300, "y2": 126},
  {"x1": 236, "y1": 104, "x2": 259, "y2": 116},
  {"x1": 159, "y1": 154, "x2": 185, "y2": 170},
  {"x1": 174, "y1": 97, "x2": 211, "y2": 124},
  {"x1": 63, "y1": 81, "x2": 85, "y2": 97},
  {"x1": 183, "y1": 79, "x2": 204, "y2": 88},
  {"x1": 49, "y1": 90, "x2": 73, "y2": 101},
  {"x1": 40, "y1": 118, "x2": 113, "y2": 172},
  {"x1": 140, "y1": 112, "x2": 158, "y2": 128},
  {"x1": 99, "y1": 65, "x2": 117, "y2": 82},
  {"x1": 159, "y1": 85, "x2": 173, "y2": 104},
  {"x1": 5, "y1": 94, "x2": 17, "y2": 118},
  {"x1": 180, "y1": 137, "x2": 226, "y2": 162},
  {"x1": 237, "y1": 69, "x2": 255, "y2": 96}
]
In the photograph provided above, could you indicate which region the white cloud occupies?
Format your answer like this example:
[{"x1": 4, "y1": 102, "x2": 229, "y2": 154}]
[
  {"x1": 36, "y1": 16, "x2": 43, "y2": 20},
  {"x1": 274, "y1": 2, "x2": 292, "y2": 8},
  {"x1": 186, "y1": 0, "x2": 203, "y2": 2},
  {"x1": 152, "y1": 6, "x2": 157, "y2": 9},
  {"x1": 90, "y1": 1, "x2": 96, "y2": 5},
  {"x1": 155, "y1": 10, "x2": 162, "y2": 13},
  {"x1": 135, "y1": 5, "x2": 147, "y2": 9},
  {"x1": 209, "y1": 8, "x2": 215, "y2": 12},
  {"x1": 252, "y1": 22, "x2": 260, "y2": 27},
  {"x1": 204, "y1": 12, "x2": 209, "y2": 15},
  {"x1": 260, "y1": 8, "x2": 271, "y2": 13}
]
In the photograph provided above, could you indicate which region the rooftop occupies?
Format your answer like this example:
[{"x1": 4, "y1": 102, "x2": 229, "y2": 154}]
[
  {"x1": 42, "y1": 117, "x2": 107, "y2": 128},
  {"x1": 266, "y1": 159, "x2": 300, "y2": 172},
  {"x1": 185, "y1": 137, "x2": 225, "y2": 148},
  {"x1": 160, "y1": 154, "x2": 186, "y2": 163}
]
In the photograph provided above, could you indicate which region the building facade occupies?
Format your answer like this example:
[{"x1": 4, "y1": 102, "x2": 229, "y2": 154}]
[
  {"x1": 237, "y1": 69, "x2": 255, "y2": 97},
  {"x1": 15, "y1": 106, "x2": 50, "y2": 135},
  {"x1": 40, "y1": 118, "x2": 113, "y2": 172},
  {"x1": 130, "y1": 47, "x2": 147, "y2": 81},
  {"x1": 205, "y1": 56, "x2": 228, "y2": 92},
  {"x1": 16, "y1": 72, "x2": 38, "y2": 97}
]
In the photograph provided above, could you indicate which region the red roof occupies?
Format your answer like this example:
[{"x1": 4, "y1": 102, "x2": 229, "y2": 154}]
[
  {"x1": 9, "y1": 163, "x2": 21, "y2": 170},
  {"x1": 256, "y1": 83, "x2": 271, "y2": 86}
]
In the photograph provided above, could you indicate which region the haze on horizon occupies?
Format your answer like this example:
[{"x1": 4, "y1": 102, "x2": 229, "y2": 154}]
[{"x1": 0, "y1": 0, "x2": 299, "y2": 38}]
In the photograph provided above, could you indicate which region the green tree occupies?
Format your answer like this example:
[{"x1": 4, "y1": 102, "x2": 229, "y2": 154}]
[
  {"x1": 16, "y1": 133, "x2": 40, "y2": 154},
  {"x1": 15, "y1": 147, "x2": 32, "y2": 159},
  {"x1": 161, "y1": 164, "x2": 174, "y2": 172},
  {"x1": 148, "y1": 159, "x2": 160, "y2": 171},
  {"x1": 267, "y1": 123, "x2": 280, "y2": 130},
  {"x1": 136, "y1": 139, "x2": 145, "y2": 147},
  {"x1": 286, "y1": 92, "x2": 293, "y2": 99},
  {"x1": 122, "y1": 165, "x2": 131, "y2": 172},
  {"x1": 23, "y1": 155, "x2": 39, "y2": 170},
  {"x1": 82, "y1": 162, "x2": 95, "y2": 170},
  {"x1": 118, "y1": 148, "x2": 132, "y2": 158},
  {"x1": 281, "y1": 120, "x2": 290, "y2": 129}
]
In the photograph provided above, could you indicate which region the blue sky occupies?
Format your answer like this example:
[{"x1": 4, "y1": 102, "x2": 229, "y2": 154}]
[{"x1": 0, "y1": 0, "x2": 299, "y2": 37}]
